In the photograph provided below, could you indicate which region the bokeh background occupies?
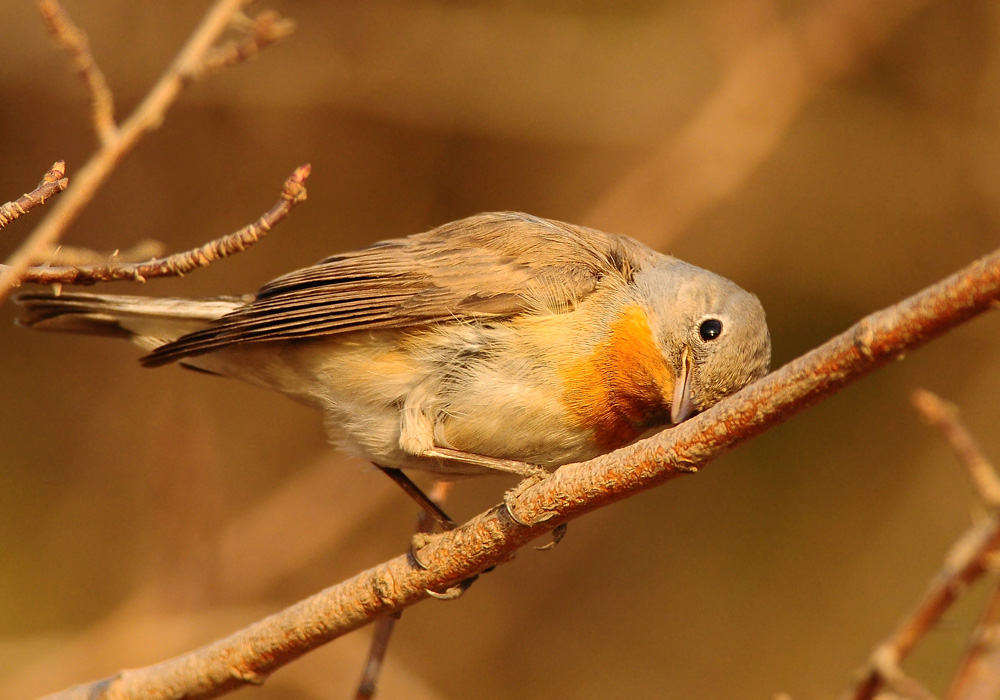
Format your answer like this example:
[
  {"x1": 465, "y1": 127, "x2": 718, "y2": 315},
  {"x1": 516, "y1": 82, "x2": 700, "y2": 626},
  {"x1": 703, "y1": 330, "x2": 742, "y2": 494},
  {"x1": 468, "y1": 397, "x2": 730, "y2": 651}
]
[{"x1": 3, "y1": 1, "x2": 1000, "y2": 698}]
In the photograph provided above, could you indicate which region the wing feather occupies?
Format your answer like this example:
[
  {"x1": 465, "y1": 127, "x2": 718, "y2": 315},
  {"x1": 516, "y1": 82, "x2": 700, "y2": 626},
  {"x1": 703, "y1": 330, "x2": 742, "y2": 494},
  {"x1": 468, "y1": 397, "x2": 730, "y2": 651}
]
[{"x1": 142, "y1": 212, "x2": 654, "y2": 366}]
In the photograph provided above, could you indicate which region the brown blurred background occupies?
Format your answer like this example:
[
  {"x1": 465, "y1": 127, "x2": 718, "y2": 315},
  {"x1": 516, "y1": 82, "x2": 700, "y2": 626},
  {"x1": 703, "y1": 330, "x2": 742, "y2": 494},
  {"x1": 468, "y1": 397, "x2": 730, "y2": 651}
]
[{"x1": 3, "y1": 1, "x2": 1000, "y2": 698}]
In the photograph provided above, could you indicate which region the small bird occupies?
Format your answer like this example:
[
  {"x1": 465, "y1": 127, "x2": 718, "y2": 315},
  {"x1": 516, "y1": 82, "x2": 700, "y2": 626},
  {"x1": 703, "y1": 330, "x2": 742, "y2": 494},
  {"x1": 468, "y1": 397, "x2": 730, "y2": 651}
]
[{"x1": 16, "y1": 212, "x2": 770, "y2": 520}]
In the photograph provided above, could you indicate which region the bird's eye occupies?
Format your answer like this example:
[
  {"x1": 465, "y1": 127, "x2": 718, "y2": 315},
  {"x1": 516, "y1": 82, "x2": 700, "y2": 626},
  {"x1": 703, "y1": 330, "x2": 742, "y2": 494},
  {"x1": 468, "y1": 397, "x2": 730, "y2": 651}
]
[{"x1": 699, "y1": 319, "x2": 723, "y2": 341}]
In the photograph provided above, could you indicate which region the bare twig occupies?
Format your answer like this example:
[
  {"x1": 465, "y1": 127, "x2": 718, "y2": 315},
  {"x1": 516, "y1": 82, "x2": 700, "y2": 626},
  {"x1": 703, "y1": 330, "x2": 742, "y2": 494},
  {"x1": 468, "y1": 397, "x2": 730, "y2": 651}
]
[
  {"x1": 38, "y1": 0, "x2": 116, "y2": 144},
  {"x1": 31, "y1": 240, "x2": 166, "y2": 267},
  {"x1": 947, "y1": 579, "x2": 1000, "y2": 700},
  {"x1": 0, "y1": 162, "x2": 69, "y2": 230},
  {"x1": 195, "y1": 10, "x2": 296, "y2": 77},
  {"x1": 38, "y1": 243, "x2": 1000, "y2": 700},
  {"x1": 904, "y1": 390, "x2": 1000, "y2": 700},
  {"x1": 911, "y1": 389, "x2": 1000, "y2": 508},
  {"x1": 7, "y1": 165, "x2": 309, "y2": 287},
  {"x1": 0, "y1": 0, "x2": 292, "y2": 303},
  {"x1": 847, "y1": 517, "x2": 1000, "y2": 700},
  {"x1": 847, "y1": 392, "x2": 1000, "y2": 700},
  {"x1": 871, "y1": 644, "x2": 940, "y2": 700}
]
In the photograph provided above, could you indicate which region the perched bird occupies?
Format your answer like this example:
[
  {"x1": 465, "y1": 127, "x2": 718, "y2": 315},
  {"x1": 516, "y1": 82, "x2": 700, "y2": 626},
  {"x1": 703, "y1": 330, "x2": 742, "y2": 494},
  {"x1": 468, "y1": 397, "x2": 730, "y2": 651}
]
[{"x1": 16, "y1": 212, "x2": 770, "y2": 520}]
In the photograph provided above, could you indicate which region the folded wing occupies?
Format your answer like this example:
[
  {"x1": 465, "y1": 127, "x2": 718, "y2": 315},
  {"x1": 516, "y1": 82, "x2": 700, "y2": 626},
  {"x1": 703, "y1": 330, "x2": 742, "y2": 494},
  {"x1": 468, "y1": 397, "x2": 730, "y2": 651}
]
[{"x1": 141, "y1": 212, "x2": 654, "y2": 366}]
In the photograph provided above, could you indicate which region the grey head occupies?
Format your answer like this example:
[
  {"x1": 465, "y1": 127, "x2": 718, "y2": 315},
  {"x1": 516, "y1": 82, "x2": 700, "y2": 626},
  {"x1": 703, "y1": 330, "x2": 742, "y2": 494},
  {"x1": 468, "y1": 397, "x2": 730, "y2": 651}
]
[{"x1": 632, "y1": 258, "x2": 771, "y2": 423}]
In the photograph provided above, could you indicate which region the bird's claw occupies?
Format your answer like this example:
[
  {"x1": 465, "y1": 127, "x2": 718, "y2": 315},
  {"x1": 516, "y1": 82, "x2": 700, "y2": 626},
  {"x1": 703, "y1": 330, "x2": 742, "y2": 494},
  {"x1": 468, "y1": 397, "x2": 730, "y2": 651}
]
[
  {"x1": 500, "y1": 469, "x2": 567, "y2": 550},
  {"x1": 411, "y1": 532, "x2": 481, "y2": 599},
  {"x1": 409, "y1": 531, "x2": 439, "y2": 570},
  {"x1": 425, "y1": 575, "x2": 478, "y2": 600},
  {"x1": 501, "y1": 468, "x2": 549, "y2": 527},
  {"x1": 535, "y1": 522, "x2": 568, "y2": 551}
]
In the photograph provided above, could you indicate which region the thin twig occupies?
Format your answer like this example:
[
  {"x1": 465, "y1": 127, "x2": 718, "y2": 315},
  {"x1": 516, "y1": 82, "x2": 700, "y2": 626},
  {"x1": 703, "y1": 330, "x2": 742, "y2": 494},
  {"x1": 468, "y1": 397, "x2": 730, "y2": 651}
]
[
  {"x1": 871, "y1": 643, "x2": 940, "y2": 700},
  {"x1": 38, "y1": 243, "x2": 1000, "y2": 700},
  {"x1": 38, "y1": 0, "x2": 116, "y2": 144},
  {"x1": 905, "y1": 391, "x2": 1000, "y2": 700},
  {"x1": 847, "y1": 394, "x2": 1000, "y2": 700},
  {"x1": 911, "y1": 389, "x2": 1000, "y2": 508},
  {"x1": 847, "y1": 517, "x2": 1000, "y2": 700},
  {"x1": 947, "y1": 579, "x2": 1000, "y2": 700},
  {"x1": 0, "y1": 0, "x2": 292, "y2": 303},
  {"x1": 31, "y1": 239, "x2": 166, "y2": 267},
  {"x1": 0, "y1": 162, "x2": 68, "y2": 230},
  {"x1": 195, "y1": 10, "x2": 296, "y2": 77},
  {"x1": 7, "y1": 165, "x2": 309, "y2": 287}
]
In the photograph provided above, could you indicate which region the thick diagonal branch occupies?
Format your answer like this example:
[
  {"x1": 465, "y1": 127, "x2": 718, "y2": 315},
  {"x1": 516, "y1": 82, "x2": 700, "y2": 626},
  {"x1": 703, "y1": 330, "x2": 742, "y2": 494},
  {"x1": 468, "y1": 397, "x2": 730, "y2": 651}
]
[{"x1": 38, "y1": 247, "x2": 1000, "y2": 700}]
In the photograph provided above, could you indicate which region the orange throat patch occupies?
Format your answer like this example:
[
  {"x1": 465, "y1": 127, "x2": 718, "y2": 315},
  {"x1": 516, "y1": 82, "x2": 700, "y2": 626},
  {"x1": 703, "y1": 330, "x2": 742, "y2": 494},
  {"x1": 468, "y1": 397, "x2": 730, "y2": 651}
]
[{"x1": 559, "y1": 304, "x2": 675, "y2": 452}]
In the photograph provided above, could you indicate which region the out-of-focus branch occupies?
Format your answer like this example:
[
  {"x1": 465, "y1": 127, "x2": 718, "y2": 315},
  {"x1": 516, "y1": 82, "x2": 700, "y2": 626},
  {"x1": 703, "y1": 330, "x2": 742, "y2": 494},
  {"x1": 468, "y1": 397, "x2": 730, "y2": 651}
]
[
  {"x1": 846, "y1": 516, "x2": 1000, "y2": 700},
  {"x1": 196, "y1": 10, "x2": 295, "y2": 77},
  {"x1": 584, "y1": 0, "x2": 931, "y2": 244},
  {"x1": 0, "y1": 162, "x2": 68, "y2": 231},
  {"x1": 6, "y1": 165, "x2": 309, "y2": 287},
  {"x1": 37, "y1": 0, "x2": 116, "y2": 144},
  {"x1": 0, "y1": 0, "x2": 293, "y2": 304},
  {"x1": 868, "y1": 648, "x2": 939, "y2": 700},
  {"x1": 947, "y1": 579, "x2": 1000, "y2": 700},
  {"x1": 908, "y1": 392, "x2": 1000, "y2": 700},
  {"x1": 39, "y1": 244, "x2": 1000, "y2": 700},
  {"x1": 911, "y1": 389, "x2": 1000, "y2": 507},
  {"x1": 847, "y1": 390, "x2": 1000, "y2": 700}
]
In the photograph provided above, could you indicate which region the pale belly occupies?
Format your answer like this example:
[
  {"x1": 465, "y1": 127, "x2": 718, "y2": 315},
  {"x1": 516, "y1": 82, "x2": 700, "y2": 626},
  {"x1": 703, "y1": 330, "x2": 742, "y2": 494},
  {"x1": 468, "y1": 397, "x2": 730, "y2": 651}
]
[{"x1": 200, "y1": 321, "x2": 604, "y2": 475}]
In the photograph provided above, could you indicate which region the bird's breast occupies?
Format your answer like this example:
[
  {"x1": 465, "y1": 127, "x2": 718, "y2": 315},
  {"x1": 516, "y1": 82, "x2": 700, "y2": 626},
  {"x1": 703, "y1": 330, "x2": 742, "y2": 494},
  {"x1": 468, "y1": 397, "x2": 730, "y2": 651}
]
[{"x1": 557, "y1": 304, "x2": 675, "y2": 452}]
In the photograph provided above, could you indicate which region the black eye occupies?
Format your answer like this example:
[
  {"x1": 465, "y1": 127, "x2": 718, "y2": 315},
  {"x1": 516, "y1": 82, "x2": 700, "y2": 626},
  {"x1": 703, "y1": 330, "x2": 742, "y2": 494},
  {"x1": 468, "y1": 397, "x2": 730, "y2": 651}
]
[{"x1": 699, "y1": 319, "x2": 723, "y2": 341}]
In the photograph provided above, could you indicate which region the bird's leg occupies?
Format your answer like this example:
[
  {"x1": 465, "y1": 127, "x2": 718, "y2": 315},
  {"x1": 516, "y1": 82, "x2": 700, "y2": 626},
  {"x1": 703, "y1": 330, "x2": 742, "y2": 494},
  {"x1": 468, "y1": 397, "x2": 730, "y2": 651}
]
[
  {"x1": 421, "y1": 447, "x2": 562, "y2": 546},
  {"x1": 374, "y1": 465, "x2": 481, "y2": 591},
  {"x1": 374, "y1": 464, "x2": 455, "y2": 531}
]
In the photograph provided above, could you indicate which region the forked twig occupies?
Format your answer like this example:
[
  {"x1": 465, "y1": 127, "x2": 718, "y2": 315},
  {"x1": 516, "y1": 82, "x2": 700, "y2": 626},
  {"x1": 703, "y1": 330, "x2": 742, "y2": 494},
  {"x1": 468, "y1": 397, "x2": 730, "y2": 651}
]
[
  {"x1": 947, "y1": 579, "x2": 1000, "y2": 700},
  {"x1": 847, "y1": 390, "x2": 1000, "y2": 700},
  {"x1": 8, "y1": 165, "x2": 310, "y2": 287},
  {"x1": 847, "y1": 518, "x2": 1000, "y2": 700},
  {"x1": 870, "y1": 645, "x2": 939, "y2": 700},
  {"x1": 196, "y1": 10, "x2": 295, "y2": 77},
  {"x1": 0, "y1": 0, "x2": 292, "y2": 303}
]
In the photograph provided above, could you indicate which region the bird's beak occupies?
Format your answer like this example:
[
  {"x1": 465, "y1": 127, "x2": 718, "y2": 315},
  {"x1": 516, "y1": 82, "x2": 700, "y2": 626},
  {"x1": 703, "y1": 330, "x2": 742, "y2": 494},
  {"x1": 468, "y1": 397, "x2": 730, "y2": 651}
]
[{"x1": 670, "y1": 347, "x2": 696, "y2": 424}]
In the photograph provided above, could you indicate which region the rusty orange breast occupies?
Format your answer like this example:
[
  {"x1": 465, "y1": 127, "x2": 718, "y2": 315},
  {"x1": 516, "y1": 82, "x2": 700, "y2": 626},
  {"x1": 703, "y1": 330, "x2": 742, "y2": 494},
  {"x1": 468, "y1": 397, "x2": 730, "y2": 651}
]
[{"x1": 558, "y1": 304, "x2": 675, "y2": 452}]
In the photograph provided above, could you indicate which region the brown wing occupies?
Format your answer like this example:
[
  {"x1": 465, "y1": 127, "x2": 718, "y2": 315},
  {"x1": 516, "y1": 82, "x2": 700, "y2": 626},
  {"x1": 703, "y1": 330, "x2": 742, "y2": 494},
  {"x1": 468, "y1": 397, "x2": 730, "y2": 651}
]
[{"x1": 141, "y1": 212, "x2": 655, "y2": 366}]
